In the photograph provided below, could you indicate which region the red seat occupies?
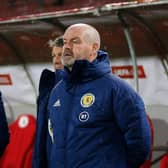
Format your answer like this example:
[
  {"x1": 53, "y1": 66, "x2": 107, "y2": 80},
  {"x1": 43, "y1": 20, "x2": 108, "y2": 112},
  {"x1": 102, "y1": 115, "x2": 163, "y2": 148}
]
[
  {"x1": 160, "y1": 154, "x2": 168, "y2": 168},
  {"x1": 0, "y1": 114, "x2": 36, "y2": 168},
  {"x1": 140, "y1": 115, "x2": 154, "y2": 168}
]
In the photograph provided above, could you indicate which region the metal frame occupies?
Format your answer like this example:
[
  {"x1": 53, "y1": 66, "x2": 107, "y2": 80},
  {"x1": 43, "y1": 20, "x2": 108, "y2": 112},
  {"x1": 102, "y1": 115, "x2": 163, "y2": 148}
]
[
  {"x1": 118, "y1": 11, "x2": 139, "y2": 92},
  {"x1": 0, "y1": 33, "x2": 37, "y2": 97}
]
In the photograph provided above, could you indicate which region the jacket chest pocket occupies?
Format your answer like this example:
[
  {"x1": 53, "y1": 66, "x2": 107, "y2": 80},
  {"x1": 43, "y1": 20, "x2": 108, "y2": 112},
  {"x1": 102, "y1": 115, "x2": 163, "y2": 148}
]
[{"x1": 73, "y1": 101, "x2": 111, "y2": 127}]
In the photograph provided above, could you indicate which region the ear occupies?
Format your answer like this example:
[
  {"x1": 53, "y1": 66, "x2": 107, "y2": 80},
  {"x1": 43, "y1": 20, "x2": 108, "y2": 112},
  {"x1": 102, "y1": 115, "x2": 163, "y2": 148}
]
[{"x1": 92, "y1": 42, "x2": 99, "y2": 53}]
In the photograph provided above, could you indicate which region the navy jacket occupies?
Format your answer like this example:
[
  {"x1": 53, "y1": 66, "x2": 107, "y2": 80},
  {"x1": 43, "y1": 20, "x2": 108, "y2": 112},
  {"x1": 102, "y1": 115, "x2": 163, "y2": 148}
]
[
  {"x1": 0, "y1": 92, "x2": 9, "y2": 157},
  {"x1": 32, "y1": 69, "x2": 65, "y2": 168},
  {"x1": 47, "y1": 50, "x2": 151, "y2": 168}
]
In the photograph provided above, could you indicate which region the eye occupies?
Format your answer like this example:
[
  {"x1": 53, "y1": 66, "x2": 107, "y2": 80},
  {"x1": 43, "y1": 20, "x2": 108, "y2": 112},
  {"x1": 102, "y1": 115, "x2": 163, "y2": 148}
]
[
  {"x1": 72, "y1": 38, "x2": 80, "y2": 44},
  {"x1": 63, "y1": 41, "x2": 67, "y2": 45},
  {"x1": 51, "y1": 53, "x2": 55, "y2": 58}
]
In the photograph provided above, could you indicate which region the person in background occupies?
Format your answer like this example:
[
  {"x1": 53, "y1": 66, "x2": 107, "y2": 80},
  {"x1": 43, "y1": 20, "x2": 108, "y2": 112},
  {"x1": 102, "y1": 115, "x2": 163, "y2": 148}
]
[
  {"x1": 51, "y1": 37, "x2": 64, "y2": 70},
  {"x1": 32, "y1": 36, "x2": 64, "y2": 168},
  {"x1": 47, "y1": 23, "x2": 151, "y2": 168},
  {"x1": 0, "y1": 91, "x2": 9, "y2": 157}
]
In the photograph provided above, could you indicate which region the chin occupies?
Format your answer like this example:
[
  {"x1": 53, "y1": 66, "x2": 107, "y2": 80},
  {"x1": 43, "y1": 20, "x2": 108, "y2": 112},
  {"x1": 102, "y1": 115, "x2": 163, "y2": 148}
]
[{"x1": 55, "y1": 66, "x2": 62, "y2": 69}]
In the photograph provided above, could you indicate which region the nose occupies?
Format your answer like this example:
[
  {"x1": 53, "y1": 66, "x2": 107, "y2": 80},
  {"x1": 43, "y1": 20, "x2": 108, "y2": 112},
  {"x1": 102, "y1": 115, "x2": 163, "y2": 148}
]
[
  {"x1": 55, "y1": 56, "x2": 59, "y2": 61},
  {"x1": 63, "y1": 41, "x2": 72, "y2": 49}
]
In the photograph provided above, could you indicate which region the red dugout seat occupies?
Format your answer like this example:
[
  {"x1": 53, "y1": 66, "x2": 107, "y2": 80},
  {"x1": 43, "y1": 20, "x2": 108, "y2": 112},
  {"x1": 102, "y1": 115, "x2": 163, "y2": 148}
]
[
  {"x1": 160, "y1": 154, "x2": 168, "y2": 168},
  {"x1": 0, "y1": 114, "x2": 36, "y2": 168},
  {"x1": 140, "y1": 115, "x2": 154, "y2": 168}
]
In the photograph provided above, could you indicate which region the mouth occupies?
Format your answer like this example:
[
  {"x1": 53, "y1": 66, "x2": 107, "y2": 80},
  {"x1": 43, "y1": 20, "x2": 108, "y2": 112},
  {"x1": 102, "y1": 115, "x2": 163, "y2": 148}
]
[
  {"x1": 54, "y1": 63, "x2": 63, "y2": 69},
  {"x1": 63, "y1": 53, "x2": 72, "y2": 57},
  {"x1": 63, "y1": 50, "x2": 73, "y2": 57},
  {"x1": 55, "y1": 62, "x2": 60, "y2": 65}
]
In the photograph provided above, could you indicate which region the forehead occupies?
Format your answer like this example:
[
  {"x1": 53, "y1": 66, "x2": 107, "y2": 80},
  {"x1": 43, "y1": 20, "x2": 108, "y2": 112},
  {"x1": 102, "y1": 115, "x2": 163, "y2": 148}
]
[
  {"x1": 63, "y1": 27, "x2": 85, "y2": 40},
  {"x1": 52, "y1": 46, "x2": 62, "y2": 53},
  {"x1": 52, "y1": 46, "x2": 62, "y2": 51}
]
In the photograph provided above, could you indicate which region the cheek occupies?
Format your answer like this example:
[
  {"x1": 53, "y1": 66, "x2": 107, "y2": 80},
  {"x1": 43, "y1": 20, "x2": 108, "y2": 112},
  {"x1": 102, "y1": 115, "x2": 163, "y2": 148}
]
[
  {"x1": 73, "y1": 46, "x2": 85, "y2": 54},
  {"x1": 82, "y1": 45, "x2": 91, "y2": 56},
  {"x1": 73, "y1": 45, "x2": 91, "y2": 59},
  {"x1": 52, "y1": 57, "x2": 56, "y2": 63},
  {"x1": 53, "y1": 57, "x2": 56, "y2": 62}
]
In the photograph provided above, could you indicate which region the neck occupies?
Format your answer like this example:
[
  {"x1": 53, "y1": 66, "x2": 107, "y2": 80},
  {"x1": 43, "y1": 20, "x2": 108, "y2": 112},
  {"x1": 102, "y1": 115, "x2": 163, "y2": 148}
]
[{"x1": 65, "y1": 65, "x2": 73, "y2": 71}]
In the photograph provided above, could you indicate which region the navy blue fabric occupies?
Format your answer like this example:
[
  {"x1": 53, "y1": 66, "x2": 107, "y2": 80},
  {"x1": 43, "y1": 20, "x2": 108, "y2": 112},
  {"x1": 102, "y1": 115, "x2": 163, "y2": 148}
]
[
  {"x1": 47, "y1": 50, "x2": 151, "y2": 168},
  {"x1": 32, "y1": 69, "x2": 65, "y2": 168},
  {"x1": 0, "y1": 91, "x2": 9, "y2": 157}
]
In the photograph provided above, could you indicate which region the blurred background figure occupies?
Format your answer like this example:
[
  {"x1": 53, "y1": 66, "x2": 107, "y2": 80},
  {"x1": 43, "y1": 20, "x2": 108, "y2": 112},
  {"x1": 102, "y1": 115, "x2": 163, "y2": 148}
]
[
  {"x1": 50, "y1": 36, "x2": 64, "y2": 70},
  {"x1": 32, "y1": 36, "x2": 65, "y2": 168}
]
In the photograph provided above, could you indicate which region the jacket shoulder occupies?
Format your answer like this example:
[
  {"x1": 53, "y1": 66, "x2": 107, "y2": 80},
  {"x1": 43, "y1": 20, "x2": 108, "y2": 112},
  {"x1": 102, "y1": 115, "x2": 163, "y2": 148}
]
[{"x1": 39, "y1": 69, "x2": 55, "y2": 93}]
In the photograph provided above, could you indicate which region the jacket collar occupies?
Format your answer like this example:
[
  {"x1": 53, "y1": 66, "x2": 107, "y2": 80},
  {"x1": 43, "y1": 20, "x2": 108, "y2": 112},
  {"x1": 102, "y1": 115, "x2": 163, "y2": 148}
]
[{"x1": 64, "y1": 50, "x2": 111, "y2": 86}]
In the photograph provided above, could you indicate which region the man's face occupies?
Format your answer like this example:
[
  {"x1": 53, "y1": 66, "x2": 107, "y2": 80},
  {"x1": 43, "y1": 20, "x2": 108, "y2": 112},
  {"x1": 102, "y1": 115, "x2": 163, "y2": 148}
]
[
  {"x1": 51, "y1": 46, "x2": 63, "y2": 70},
  {"x1": 62, "y1": 27, "x2": 92, "y2": 68}
]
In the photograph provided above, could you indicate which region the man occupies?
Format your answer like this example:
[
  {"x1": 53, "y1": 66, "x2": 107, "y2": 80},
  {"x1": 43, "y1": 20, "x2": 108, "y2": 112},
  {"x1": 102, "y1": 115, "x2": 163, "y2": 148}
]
[
  {"x1": 47, "y1": 23, "x2": 151, "y2": 168},
  {"x1": 32, "y1": 36, "x2": 64, "y2": 168},
  {"x1": 0, "y1": 91, "x2": 9, "y2": 157}
]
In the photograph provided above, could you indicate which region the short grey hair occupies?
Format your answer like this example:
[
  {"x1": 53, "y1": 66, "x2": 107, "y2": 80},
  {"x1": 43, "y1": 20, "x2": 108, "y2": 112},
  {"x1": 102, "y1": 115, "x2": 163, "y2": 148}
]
[{"x1": 49, "y1": 36, "x2": 64, "y2": 48}]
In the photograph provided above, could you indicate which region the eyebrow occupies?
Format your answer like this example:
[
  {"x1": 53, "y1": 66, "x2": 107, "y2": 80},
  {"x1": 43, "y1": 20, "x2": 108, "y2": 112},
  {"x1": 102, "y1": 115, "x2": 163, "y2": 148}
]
[{"x1": 64, "y1": 37, "x2": 80, "y2": 41}]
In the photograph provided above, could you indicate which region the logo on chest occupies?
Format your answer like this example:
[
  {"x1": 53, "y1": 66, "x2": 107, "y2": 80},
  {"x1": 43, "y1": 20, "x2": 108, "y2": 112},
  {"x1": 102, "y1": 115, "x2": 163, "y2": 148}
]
[
  {"x1": 53, "y1": 99, "x2": 61, "y2": 107},
  {"x1": 80, "y1": 93, "x2": 95, "y2": 108},
  {"x1": 79, "y1": 111, "x2": 89, "y2": 122}
]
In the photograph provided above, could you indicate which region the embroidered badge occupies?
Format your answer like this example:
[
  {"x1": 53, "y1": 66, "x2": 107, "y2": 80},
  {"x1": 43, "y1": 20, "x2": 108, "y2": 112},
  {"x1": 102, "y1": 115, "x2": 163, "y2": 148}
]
[
  {"x1": 80, "y1": 93, "x2": 95, "y2": 108},
  {"x1": 79, "y1": 111, "x2": 89, "y2": 122}
]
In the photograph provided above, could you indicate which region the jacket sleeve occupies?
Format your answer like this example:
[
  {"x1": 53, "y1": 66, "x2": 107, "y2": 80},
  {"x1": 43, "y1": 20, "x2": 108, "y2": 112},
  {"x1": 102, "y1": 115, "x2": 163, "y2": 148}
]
[
  {"x1": 113, "y1": 82, "x2": 151, "y2": 168},
  {"x1": 0, "y1": 92, "x2": 9, "y2": 157}
]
